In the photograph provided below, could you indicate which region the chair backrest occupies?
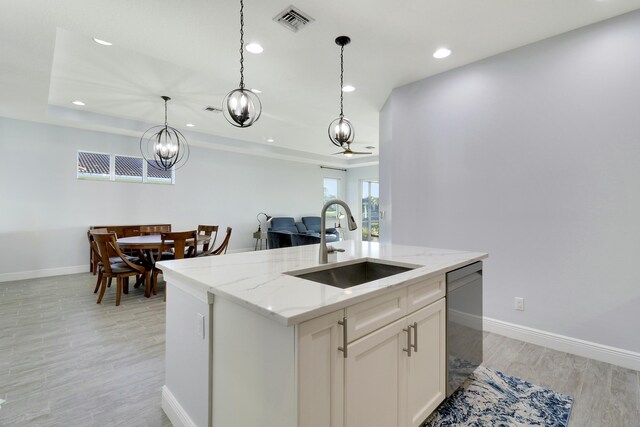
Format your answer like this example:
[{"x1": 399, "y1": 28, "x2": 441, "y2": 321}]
[
  {"x1": 212, "y1": 227, "x2": 232, "y2": 255},
  {"x1": 92, "y1": 232, "x2": 144, "y2": 275},
  {"x1": 89, "y1": 228, "x2": 115, "y2": 258},
  {"x1": 160, "y1": 230, "x2": 198, "y2": 259},
  {"x1": 197, "y1": 225, "x2": 219, "y2": 254},
  {"x1": 141, "y1": 225, "x2": 172, "y2": 235}
]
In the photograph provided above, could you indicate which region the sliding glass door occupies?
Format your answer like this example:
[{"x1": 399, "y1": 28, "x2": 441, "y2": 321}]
[{"x1": 361, "y1": 181, "x2": 379, "y2": 242}]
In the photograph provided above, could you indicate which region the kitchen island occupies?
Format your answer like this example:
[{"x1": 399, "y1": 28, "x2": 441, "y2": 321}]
[{"x1": 157, "y1": 241, "x2": 487, "y2": 427}]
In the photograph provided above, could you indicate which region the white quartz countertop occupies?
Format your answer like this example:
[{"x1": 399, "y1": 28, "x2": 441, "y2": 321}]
[{"x1": 156, "y1": 241, "x2": 487, "y2": 326}]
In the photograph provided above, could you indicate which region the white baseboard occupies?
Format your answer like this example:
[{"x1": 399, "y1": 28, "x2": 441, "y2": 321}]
[
  {"x1": 162, "y1": 385, "x2": 197, "y2": 427},
  {"x1": 483, "y1": 316, "x2": 640, "y2": 371},
  {"x1": 0, "y1": 265, "x2": 87, "y2": 283}
]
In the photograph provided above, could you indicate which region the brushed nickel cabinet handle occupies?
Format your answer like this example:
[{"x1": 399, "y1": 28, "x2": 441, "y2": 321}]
[
  {"x1": 411, "y1": 322, "x2": 418, "y2": 352},
  {"x1": 403, "y1": 326, "x2": 412, "y2": 357},
  {"x1": 338, "y1": 317, "x2": 348, "y2": 358}
]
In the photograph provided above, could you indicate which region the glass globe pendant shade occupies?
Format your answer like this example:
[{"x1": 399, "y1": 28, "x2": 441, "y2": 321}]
[
  {"x1": 223, "y1": 88, "x2": 262, "y2": 128},
  {"x1": 328, "y1": 116, "x2": 355, "y2": 147}
]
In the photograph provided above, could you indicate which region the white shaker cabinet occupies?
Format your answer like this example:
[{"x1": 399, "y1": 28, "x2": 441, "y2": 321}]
[
  {"x1": 406, "y1": 299, "x2": 446, "y2": 427},
  {"x1": 298, "y1": 309, "x2": 345, "y2": 427},
  {"x1": 298, "y1": 288, "x2": 446, "y2": 427}
]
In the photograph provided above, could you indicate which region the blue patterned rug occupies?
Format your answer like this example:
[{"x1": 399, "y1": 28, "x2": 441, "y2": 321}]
[{"x1": 423, "y1": 366, "x2": 573, "y2": 427}]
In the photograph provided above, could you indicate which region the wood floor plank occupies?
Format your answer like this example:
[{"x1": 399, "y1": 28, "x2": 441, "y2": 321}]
[
  {"x1": 569, "y1": 358, "x2": 613, "y2": 427},
  {"x1": 606, "y1": 365, "x2": 640, "y2": 427}
]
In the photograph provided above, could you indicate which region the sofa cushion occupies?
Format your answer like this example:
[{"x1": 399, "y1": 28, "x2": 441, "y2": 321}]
[
  {"x1": 269, "y1": 217, "x2": 299, "y2": 234},
  {"x1": 295, "y1": 222, "x2": 308, "y2": 233},
  {"x1": 301, "y1": 216, "x2": 322, "y2": 233}
]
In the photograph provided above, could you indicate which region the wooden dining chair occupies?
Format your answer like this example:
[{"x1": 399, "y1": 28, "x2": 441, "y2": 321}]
[
  {"x1": 212, "y1": 227, "x2": 232, "y2": 255},
  {"x1": 152, "y1": 230, "x2": 198, "y2": 301},
  {"x1": 92, "y1": 232, "x2": 149, "y2": 306},
  {"x1": 197, "y1": 225, "x2": 219, "y2": 256},
  {"x1": 88, "y1": 227, "x2": 108, "y2": 278}
]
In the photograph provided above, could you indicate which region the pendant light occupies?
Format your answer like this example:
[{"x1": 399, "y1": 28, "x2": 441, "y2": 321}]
[
  {"x1": 328, "y1": 36, "x2": 355, "y2": 148},
  {"x1": 140, "y1": 96, "x2": 190, "y2": 171},
  {"x1": 223, "y1": 0, "x2": 262, "y2": 128}
]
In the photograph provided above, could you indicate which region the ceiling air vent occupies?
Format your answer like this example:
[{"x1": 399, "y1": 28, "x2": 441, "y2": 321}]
[
  {"x1": 204, "y1": 106, "x2": 222, "y2": 113},
  {"x1": 274, "y1": 6, "x2": 314, "y2": 33}
]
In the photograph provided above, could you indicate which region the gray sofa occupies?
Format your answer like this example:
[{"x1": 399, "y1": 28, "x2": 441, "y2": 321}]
[{"x1": 267, "y1": 217, "x2": 339, "y2": 249}]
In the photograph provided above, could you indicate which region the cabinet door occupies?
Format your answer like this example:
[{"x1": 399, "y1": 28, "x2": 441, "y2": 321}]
[
  {"x1": 405, "y1": 299, "x2": 446, "y2": 427},
  {"x1": 344, "y1": 317, "x2": 408, "y2": 427},
  {"x1": 298, "y1": 309, "x2": 345, "y2": 427}
]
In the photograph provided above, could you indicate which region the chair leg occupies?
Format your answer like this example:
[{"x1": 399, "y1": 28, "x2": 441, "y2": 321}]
[
  {"x1": 152, "y1": 269, "x2": 160, "y2": 296},
  {"x1": 123, "y1": 277, "x2": 129, "y2": 295},
  {"x1": 134, "y1": 275, "x2": 143, "y2": 289},
  {"x1": 97, "y1": 276, "x2": 108, "y2": 304},
  {"x1": 94, "y1": 269, "x2": 103, "y2": 293},
  {"x1": 107, "y1": 277, "x2": 112, "y2": 288},
  {"x1": 116, "y1": 276, "x2": 122, "y2": 306},
  {"x1": 144, "y1": 271, "x2": 151, "y2": 297}
]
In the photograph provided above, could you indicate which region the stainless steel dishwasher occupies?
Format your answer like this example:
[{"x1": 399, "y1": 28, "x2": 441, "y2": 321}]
[{"x1": 446, "y1": 261, "x2": 483, "y2": 396}]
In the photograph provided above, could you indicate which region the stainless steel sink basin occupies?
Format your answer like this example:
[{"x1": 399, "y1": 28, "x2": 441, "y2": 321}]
[{"x1": 287, "y1": 260, "x2": 417, "y2": 289}]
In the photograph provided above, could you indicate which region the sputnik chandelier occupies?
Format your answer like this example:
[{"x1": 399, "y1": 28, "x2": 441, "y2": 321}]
[{"x1": 223, "y1": 0, "x2": 262, "y2": 128}]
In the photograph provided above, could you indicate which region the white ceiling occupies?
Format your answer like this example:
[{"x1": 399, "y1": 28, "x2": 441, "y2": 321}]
[{"x1": 2, "y1": 0, "x2": 640, "y2": 164}]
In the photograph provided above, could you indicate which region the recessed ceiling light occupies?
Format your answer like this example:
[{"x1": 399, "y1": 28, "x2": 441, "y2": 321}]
[
  {"x1": 433, "y1": 48, "x2": 451, "y2": 59},
  {"x1": 245, "y1": 43, "x2": 263, "y2": 54},
  {"x1": 186, "y1": 123, "x2": 195, "y2": 127},
  {"x1": 250, "y1": 88, "x2": 262, "y2": 94},
  {"x1": 342, "y1": 85, "x2": 356, "y2": 92},
  {"x1": 92, "y1": 38, "x2": 113, "y2": 46},
  {"x1": 72, "y1": 100, "x2": 86, "y2": 106},
  {"x1": 266, "y1": 138, "x2": 274, "y2": 142}
]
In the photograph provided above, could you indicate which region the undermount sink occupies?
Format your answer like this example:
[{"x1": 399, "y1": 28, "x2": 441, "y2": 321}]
[{"x1": 287, "y1": 259, "x2": 417, "y2": 289}]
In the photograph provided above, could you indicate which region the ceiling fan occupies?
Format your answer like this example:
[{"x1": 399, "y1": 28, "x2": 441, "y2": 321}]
[{"x1": 332, "y1": 143, "x2": 372, "y2": 158}]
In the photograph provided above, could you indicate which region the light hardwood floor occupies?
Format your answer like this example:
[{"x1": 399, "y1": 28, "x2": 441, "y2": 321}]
[{"x1": 1, "y1": 273, "x2": 638, "y2": 426}]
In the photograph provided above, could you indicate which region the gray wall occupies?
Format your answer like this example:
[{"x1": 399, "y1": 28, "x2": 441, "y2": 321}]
[
  {"x1": 380, "y1": 10, "x2": 640, "y2": 353},
  {"x1": 0, "y1": 117, "x2": 347, "y2": 278}
]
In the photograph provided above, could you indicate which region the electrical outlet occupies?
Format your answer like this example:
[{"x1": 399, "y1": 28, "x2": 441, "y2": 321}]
[
  {"x1": 514, "y1": 297, "x2": 525, "y2": 311},
  {"x1": 196, "y1": 313, "x2": 205, "y2": 339}
]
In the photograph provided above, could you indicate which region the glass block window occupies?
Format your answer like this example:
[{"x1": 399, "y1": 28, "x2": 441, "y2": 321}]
[
  {"x1": 115, "y1": 155, "x2": 143, "y2": 182},
  {"x1": 77, "y1": 151, "x2": 110, "y2": 180},
  {"x1": 146, "y1": 162, "x2": 174, "y2": 184}
]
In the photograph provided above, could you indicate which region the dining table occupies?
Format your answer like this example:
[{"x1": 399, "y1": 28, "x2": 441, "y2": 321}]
[{"x1": 117, "y1": 234, "x2": 211, "y2": 297}]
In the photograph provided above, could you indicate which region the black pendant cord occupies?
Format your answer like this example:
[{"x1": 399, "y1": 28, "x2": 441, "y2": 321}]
[
  {"x1": 239, "y1": 0, "x2": 245, "y2": 89},
  {"x1": 339, "y1": 43, "x2": 344, "y2": 118}
]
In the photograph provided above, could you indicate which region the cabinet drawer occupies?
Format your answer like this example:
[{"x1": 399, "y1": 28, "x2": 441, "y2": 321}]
[
  {"x1": 407, "y1": 274, "x2": 445, "y2": 314},
  {"x1": 346, "y1": 289, "x2": 407, "y2": 343}
]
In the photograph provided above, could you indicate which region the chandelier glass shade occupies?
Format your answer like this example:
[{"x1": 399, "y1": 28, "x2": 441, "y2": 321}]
[
  {"x1": 140, "y1": 96, "x2": 190, "y2": 171},
  {"x1": 328, "y1": 36, "x2": 355, "y2": 148},
  {"x1": 223, "y1": 0, "x2": 262, "y2": 128}
]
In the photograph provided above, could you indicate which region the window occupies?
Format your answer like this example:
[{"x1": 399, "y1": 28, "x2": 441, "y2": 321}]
[
  {"x1": 77, "y1": 151, "x2": 110, "y2": 180},
  {"x1": 146, "y1": 163, "x2": 174, "y2": 184},
  {"x1": 115, "y1": 155, "x2": 143, "y2": 182},
  {"x1": 323, "y1": 177, "x2": 340, "y2": 222},
  {"x1": 362, "y1": 180, "x2": 379, "y2": 242},
  {"x1": 77, "y1": 151, "x2": 174, "y2": 185}
]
